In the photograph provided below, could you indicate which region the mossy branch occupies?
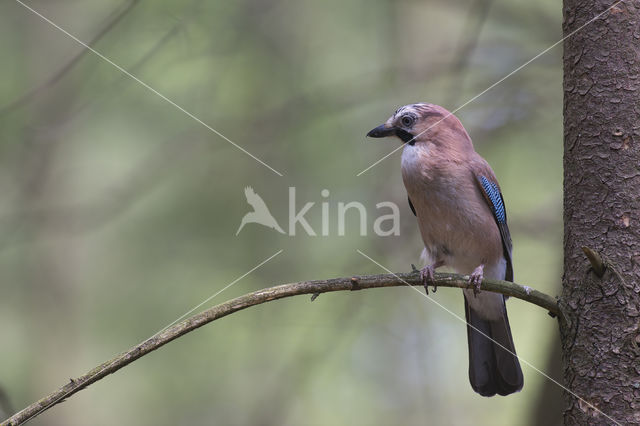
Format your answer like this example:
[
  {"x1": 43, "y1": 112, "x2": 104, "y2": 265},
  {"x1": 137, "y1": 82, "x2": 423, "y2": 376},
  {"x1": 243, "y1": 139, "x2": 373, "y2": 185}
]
[{"x1": 2, "y1": 272, "x2": 559, "y2": 426}]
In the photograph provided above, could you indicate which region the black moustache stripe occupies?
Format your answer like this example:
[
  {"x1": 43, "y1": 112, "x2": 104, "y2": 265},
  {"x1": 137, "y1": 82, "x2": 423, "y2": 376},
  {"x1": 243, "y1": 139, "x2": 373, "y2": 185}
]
[{"x1": 395, "y1": 129, "x2": 415, "y2": 145}]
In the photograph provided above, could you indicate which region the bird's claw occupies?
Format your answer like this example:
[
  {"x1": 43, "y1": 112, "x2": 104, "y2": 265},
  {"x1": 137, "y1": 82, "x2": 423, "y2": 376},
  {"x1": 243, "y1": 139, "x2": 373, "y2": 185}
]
[
  {"x1": 420, "y1": 265, "x2": 437, "y2": 295},
  {"x1": 469, "y1": 265, "x2": 484, "y2": 296}
]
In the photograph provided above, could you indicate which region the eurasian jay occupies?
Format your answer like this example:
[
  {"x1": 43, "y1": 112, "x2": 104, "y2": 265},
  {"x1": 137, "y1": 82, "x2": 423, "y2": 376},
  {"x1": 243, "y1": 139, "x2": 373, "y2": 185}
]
[{"x1": 367, "y1": 103, "x2": 524, "y2": 397}]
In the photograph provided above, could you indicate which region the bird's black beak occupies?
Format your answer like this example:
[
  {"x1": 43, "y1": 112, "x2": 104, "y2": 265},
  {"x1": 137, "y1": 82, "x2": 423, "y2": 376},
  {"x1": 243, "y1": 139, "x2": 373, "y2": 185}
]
[
  {"x1": 367, "y1": 124, "x2": 415, "y2": 144},
  {"x1": 367, "y1": 124, "x2": 395, "y2": 138}
]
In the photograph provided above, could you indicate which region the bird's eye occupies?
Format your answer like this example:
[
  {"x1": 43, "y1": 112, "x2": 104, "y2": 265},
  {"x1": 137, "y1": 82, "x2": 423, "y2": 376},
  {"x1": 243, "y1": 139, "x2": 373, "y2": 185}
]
[{"x1": 401, "y1": 115, "x2": 414, "y2": 127}]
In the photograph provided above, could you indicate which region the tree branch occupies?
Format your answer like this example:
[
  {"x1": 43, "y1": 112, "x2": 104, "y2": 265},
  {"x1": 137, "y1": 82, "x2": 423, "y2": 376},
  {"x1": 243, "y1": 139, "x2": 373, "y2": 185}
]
[
  {"x1": 0, "y1": 0, "x2": 140, "y2": 116},
  {"x1": 2, "y1": 272, "x2": 559, "y2": 426}
]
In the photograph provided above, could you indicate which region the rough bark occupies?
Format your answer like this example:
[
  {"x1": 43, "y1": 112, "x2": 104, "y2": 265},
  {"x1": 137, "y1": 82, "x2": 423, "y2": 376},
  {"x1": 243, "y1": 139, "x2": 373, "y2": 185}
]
[{"x1": 562, "y1": 1, "x2": 640, "y2": 424}]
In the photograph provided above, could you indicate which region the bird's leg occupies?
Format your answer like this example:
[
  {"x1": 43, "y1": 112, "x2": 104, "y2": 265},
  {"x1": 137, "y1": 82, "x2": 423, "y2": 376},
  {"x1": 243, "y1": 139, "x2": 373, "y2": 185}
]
[
  {"x1": 469, "y1": 264, "x2": 485, "y2": 296},
  {"x1": 420, "y1": 260, "x2": 444, "y2": 295}
]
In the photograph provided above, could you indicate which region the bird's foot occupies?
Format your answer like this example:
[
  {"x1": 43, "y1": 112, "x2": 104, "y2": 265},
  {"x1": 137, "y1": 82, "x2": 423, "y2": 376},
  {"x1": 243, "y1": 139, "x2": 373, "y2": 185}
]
[
  {"x1": 420, "y1": 265, "x2": 435, "y2": 295},
  {"x1": 420, "y1": 261, "x2": 443, "y2": 295},
  {"x1": 469, "y1": 264, "x2": 484, "y2": 296}
]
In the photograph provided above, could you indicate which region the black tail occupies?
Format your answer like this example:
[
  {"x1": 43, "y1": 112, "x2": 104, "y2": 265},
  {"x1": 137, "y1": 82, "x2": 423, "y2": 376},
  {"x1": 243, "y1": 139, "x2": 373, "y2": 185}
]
[{"x1": 464, "y1": 296, "x2": 523, "y2": 397}]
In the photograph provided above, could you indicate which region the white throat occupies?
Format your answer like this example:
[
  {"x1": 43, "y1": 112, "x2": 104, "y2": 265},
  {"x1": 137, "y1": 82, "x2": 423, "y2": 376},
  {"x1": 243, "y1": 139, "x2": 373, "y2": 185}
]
[{"x1": 401, "y1": 143, "x2": 429, "y2": 176}]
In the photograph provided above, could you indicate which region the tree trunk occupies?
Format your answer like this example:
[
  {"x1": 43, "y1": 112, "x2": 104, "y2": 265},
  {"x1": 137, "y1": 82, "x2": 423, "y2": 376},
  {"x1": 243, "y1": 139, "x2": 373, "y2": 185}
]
[{"x1": 562, "y1": 1, "x2": 640, "y2": 424}]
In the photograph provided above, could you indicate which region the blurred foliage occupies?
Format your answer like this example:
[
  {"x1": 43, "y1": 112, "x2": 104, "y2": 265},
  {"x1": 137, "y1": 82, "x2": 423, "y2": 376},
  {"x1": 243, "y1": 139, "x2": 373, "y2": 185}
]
[{"x1": 0, "y1": 0, "x2": 563, "y2": 425}]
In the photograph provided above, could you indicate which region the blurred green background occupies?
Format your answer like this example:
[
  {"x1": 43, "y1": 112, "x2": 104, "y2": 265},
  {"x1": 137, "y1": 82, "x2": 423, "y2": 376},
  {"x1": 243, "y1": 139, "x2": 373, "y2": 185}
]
[{"x1": 0, "y1": 0, "x2": 563, "y2": 425}]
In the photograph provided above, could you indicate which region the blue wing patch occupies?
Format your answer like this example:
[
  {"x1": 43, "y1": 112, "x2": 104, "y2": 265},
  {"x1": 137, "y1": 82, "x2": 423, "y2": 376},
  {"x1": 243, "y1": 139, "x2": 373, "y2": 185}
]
[{"x1": 480, "y1": 176, "x2": 506, "y2": 224}]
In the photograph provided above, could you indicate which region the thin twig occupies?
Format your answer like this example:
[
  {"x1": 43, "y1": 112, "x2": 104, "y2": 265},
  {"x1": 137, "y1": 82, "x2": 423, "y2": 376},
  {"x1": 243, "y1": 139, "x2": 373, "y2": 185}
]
[
  {"x1": 0, "y1": 0, "x2": 140, "y2": 116},
  {"x1": 445, "y1": 0, "x2": 493, "y2": 106},
  {"x1": 1, "y1": 272, "x2": 559, "y2": 426}
]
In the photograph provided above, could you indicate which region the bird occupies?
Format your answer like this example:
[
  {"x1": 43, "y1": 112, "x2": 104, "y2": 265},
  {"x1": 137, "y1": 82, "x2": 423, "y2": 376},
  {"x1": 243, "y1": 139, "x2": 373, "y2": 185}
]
[
  {"x1": 366, "y1": 102, "x2": 524, "y2": 397},
  {"x1": 236, "y1": 186, "x2": 285, "y2": 235}
]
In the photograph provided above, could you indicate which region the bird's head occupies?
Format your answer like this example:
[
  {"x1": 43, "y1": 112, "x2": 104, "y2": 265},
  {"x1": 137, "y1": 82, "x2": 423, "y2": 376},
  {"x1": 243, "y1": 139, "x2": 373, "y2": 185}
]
[{"x1": 366, "y1": 103, "x2": 472, "y2": 150}]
